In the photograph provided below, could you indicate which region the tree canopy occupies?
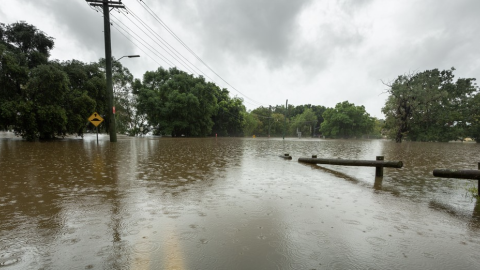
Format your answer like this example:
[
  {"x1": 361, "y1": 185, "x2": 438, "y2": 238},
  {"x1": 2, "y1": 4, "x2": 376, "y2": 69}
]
[
  {"x1": 382, "y1": 68, "x2": 478, "y2": 142},
  {"x1": 1, "y1": 21, "x2": 392, "y2": 141},
  {"x1": 320, "y1": 101, "x2": 375, "y2": 138},
  {"x1": 136, "y1": 67, "x2": 245, "y2": 137},
  {"x1": 0, "y1": 22, "x2": 102, "y2": 140}
]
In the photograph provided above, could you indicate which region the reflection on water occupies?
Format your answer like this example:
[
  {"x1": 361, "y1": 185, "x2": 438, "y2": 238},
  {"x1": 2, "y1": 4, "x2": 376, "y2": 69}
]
[{"x1": 1, "y1": 133, "x2": 480, "y2": 269}]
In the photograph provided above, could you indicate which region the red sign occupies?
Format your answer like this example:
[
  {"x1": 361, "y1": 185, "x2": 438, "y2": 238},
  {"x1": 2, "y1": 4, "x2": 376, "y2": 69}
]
[{"x1": 113, "y1": 106, "x2": 116, "y2": 114}]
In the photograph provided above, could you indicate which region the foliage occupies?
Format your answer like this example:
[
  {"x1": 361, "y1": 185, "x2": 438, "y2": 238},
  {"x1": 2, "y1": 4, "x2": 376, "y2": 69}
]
[
  {"x1": 289, "y1": 108, "x2": 317, "y2": 137},
  {"x1": 320, "y1": 101, "x2": 375, "y2": 138},
  {"x1": 60, "y1": 60, "x2": 104, "y2": 135},
  {"x1": 211, "y1": 89, "x2": 246, "y2": 136},
  {"x1": 248, "y1": 106, "x2": 270, "y2": 136},
  {"x1": 136, "y1": 67, "x2": 234, "y2": 137},
  {"x1": 382, "y1": 68, "x2": 477, "y2": 142},
  {"x1": 99, "y1": 58, "x2": 146, "y2": 136},
  {"x1": 243, "y1": 111, "x2": 260, "y2": 137},
  {"x1": 0, "y1": 22, "x2": 101, "y2": 140},
  {"x1": 244, "y1": 104, "x2": 325, "y2": 137},
  {"x1": 0, "y1": 21, "x2": 392, "y2": 141},
  {"x1": 369, "y1": 118, "x2": 385, "y2": 139},
  {"x1": 0, "y1": 21, "x2": 54, "y2": 68}
]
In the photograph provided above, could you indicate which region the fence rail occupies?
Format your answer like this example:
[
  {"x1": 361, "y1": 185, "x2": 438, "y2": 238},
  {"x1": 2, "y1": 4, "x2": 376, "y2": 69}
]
[
  {"x1": 433, "y1": 164, "x2": 480, "y2": 196},
  {"x1": 298, "y1": 156, "x2": 403, "y2": 177}
]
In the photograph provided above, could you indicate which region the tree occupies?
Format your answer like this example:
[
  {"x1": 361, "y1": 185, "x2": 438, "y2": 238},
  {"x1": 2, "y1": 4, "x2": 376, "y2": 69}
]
[
  {"x1": 0, "y1": 22, "x2": 54, "y2": 132},
  {"x1": 382, "y1": 68, "x2": 477, "y2": 142},
  {"x1": 289, "y1": 108, "x2": 317, "y2": 137},
  {"x1": 243, "y1": 111, "x2": 260, "y2": 136},
  {"x1": 60, "y1": 60, "x2": 101, "y2": 136},
  {"x1": 15, "y1": 64, "x2": 69, "y2": 140},
  {"x1": 0, "y1": 21, "x2": 54, "y2": 68},
  {"x1": 321, "y1": 101, "x2": 374, "y2": 138},
  {"x1": 211, "y1": 89, "x2": 245, "y2": 136},
  {"x1": 242, "y1": 104, "x2": 326, "y2": 137},
  {"x1": 248, "y1": 106, "x2": 271, "y2": 136},
  {"x1": 1, "y1": 22, "x2": 102, "y2": 140},
  {"x1": 99, "y1": 58, "x2": 145, "y2": 136},
  {"x1": 136, "y1": 67, "x2": 221, "y2": 137},
  {"x1": 466, "y1": 92, "x2": 480, "y2": 142}
]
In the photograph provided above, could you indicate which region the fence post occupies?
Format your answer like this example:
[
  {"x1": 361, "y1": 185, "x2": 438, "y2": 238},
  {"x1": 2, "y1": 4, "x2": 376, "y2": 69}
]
[{"x1": 376, "y1": 156, "x2": 384, "y2": 177}]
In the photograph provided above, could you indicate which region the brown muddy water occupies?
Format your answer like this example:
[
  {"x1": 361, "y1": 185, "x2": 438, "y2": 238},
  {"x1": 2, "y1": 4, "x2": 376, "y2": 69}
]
[{"x1": 1, "y1": 131, "x2": 480, "y2": 269}]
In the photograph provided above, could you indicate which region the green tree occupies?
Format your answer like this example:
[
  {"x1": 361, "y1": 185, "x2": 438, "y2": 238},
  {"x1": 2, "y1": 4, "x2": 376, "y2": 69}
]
[
  {"x1": 16, "y1": 64, "x2": 69, "y2": 140},
  {"x1": 270, "y1": 113, "x2": 285, "y2": 136},
  {"x1": 0, "y1": 22, "x2": 54, "y2": 132},
  {"x1": 289, "y1": 108, "x2": 317, "y2": 137},
  {"x1": 1, "y1": 22, "x2": 101, "y2": 140},
  {"x1": 0, "y1": 21, "x2": 54, "y2": 68},
  {"x1": 99, "y1": 58, "x2": 145, "y2": 136},
  {"x1": 211, "y1": 89, "x2": 246, "y2": 136},
  {"x1": 60, "y1": 60, "x2": 101, "y2": 136},
  {"x1": 321, "y1": 101, "x2": 374, "y2": 138},
  {"x1": 369, "y1": 118, "x2": 385, "y2": 139},
  {"x1": 243, "y1": 111, "x2": 261, "y2": 137},
  {"x1": 466, "y1": 92, "x2": 480, "y2": 142},
  {"x1": 382, "y1": 68, "x2": 477, "y2": 142},
  {"x1": 136, "y1": 67, "x2": 219, "y2": 136},
  {"x1": 249, "y1": 106, "x2": 271, "y2": 136}
]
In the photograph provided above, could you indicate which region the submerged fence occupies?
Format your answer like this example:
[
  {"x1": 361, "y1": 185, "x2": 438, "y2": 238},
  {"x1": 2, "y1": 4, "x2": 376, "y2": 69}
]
[
  {"x1": 433, "y1": 163, "x2": 480, "y2": 196},
  {"x1": 298, "y1": 155, "x2": 403, "y2": 177}
]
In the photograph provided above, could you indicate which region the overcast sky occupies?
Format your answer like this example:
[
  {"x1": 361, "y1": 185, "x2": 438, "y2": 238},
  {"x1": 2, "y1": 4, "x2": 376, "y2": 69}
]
[{"x1": 3, "y1": 0, "x2": 480, "y2": 118}]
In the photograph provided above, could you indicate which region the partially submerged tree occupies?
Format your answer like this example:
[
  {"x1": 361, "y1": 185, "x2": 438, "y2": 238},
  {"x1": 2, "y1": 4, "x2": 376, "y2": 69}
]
[
  {"x1": 320, "y1": 101, "x2": 374, "y2": 138},
  {"x1": 136, "y1": 67, "x2": 241, "y2": 137},
  {"x1": 289, "y1": 108, "x2": 317, "y2": 137},
  {"x1": 382, "y1": 68, "x2": 477, "y2": 142},
  {"x1": 0, "y1": 22, "x2": 101, "y2": 140}
]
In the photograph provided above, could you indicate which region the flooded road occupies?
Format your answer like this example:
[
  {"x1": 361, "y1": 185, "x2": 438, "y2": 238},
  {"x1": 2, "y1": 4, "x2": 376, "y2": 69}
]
[{"x1": 1, "y1": 132, "x2": 480, "y2": 269}]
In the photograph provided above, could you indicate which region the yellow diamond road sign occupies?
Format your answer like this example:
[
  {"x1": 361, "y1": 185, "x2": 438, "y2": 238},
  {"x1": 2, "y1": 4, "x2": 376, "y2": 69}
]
[{"x1": 88, "y1": 112, "x2": 104, "y2": 127}]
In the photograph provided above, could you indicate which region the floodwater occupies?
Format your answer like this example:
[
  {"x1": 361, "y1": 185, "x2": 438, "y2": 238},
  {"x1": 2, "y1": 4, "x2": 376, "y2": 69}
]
[{"x1": 1, "y1": 132, "x2": 480, "y2": 270}]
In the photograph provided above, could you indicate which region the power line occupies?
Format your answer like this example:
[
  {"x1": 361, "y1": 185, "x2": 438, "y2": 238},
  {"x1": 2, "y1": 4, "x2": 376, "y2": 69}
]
[
  {"x1": 110, "y1": 13, "x2": 176, "y2": 67},
  {"x1": 126, "y1": 3, "x2": 262, "y2": 108},
  {"x1": 93, "y1": 6, "x2": 168, "y2": 67},
  {"x1": 112, "y1": 25, "x2": 164, "y2": 67},
  {"x1": 116, "y1": 9, "x2": 197, "y2": 75},
  {"x1": 136, "y1": 0, "x2": 267, "y2": 108},
  {"x1": 91, "y1": 1, "x2": 267, "y2": 109},
  {"x1": 122, "y1": 7, "x2": 203, "y2": 77},
  {"x1": 86, "y1": 2, "x2": 251, "y2": 133}
]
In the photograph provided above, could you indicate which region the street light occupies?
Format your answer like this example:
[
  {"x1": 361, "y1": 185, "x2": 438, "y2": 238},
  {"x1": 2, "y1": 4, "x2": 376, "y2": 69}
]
[
  {"x1": 117, "y1": 55, "x2": 140, "y2": 61},
  {"x1": 108, "y1": 54, "x2": 140, "y2": 142}
]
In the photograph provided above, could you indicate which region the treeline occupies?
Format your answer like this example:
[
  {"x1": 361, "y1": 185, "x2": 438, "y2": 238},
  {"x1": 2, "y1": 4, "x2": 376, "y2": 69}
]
[
  {"x1": 134, "y1": 67, "x2": 245, "y2": 137},
  {"x1": 243, "y1": 102, "x2": 380, "y2": 138},
  {"x1": 0, "y1": 22, "x2": 103, "y2": 140},
  {"x1": 0, "y1": 22, "x2": 247, "y2": 140},
  {"x1": 382, "y1": 68, "x2": 480, "y2": 142},
  {"x1": 1, "y1": 21, "x2": 382, "y2": 141}
]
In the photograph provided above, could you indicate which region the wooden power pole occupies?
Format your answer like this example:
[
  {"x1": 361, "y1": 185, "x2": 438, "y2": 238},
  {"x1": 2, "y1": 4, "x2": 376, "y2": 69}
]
[
  {"x1": 86, "y1": 0, "x2": 125, "y2": 142},
  {"x1": 283, "y1": 99, "x2": 288, "y2": 140}
]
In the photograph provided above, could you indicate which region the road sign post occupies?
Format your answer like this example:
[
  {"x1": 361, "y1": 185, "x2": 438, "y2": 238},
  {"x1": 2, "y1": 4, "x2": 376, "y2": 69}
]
[{"x1": 88, "y1": 112, "x2": 104, "y2": 143}]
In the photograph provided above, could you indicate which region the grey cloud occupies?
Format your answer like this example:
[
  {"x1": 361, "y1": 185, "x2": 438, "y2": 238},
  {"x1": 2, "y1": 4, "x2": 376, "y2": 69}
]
[
  {"x1": 159, "y1": 0, "x2": 368, "y2": 79},
  {"x1": 339, "y1": 0, "x2": 374, "y2": 15},
  {"x1": 367, "y1": 0, "x2": 480, "y2": 82},
  {"x1": 160, "y1": 0, "x2": 311, "y2": 68},
  {"x1": 23, "y1": 0, "x2": 134, "y2": 62}
]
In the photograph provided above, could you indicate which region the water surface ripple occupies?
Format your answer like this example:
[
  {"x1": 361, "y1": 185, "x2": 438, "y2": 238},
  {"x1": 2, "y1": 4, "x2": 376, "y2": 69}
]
[{"x1": 1, "y1": 133, "x2": 480, "y2": 269}]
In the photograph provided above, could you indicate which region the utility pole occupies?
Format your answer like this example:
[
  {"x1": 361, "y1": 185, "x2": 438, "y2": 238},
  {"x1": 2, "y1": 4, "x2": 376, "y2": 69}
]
[
  {"x1": 283, "y1": 99, "x2": 288, "y2": 140},
  {"x1": 268, "y1": 105, "x2": 271, "y2": 138},
  {"x1": 86, "y1": 0, "x2": 125, "y2": 142}
]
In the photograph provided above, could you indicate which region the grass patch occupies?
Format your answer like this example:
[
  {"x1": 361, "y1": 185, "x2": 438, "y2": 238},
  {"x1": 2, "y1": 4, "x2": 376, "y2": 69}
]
[{"x1": 464, "y1": 183, "x2": 479, "y2": 199}]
